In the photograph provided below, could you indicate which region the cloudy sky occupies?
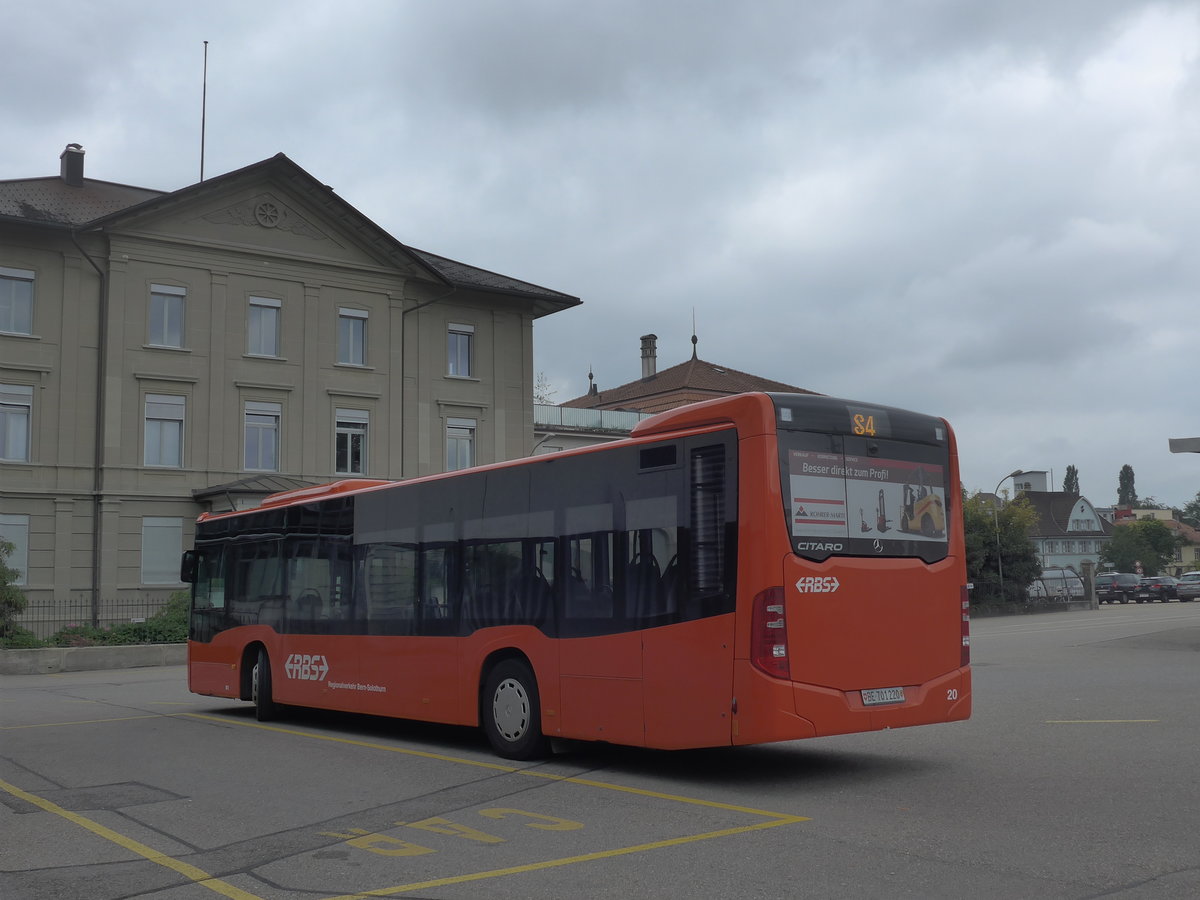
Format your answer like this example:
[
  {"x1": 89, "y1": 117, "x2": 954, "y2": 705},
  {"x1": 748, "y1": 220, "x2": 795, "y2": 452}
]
[{"x1": 5, "y1": 0, "x2": 1198, "y2": 507}]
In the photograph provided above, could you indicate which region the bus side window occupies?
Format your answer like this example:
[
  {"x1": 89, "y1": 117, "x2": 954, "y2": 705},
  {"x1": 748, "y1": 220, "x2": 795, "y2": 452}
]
[
  {"x1": 420, "y1": 545, "x2": 457, "y2": 635},
  {"x1": 565, "y1": 533, "x2": 614, "y2": 621},
  {"x1": 363, "y1": 544, "x2": 417, "y2": 636},
  {"x1": 624, "y1": 527, "x2": 678, "y2": 621},
  {"x1": 227, "y1": 541, "x2": 284, "y2": 628}
]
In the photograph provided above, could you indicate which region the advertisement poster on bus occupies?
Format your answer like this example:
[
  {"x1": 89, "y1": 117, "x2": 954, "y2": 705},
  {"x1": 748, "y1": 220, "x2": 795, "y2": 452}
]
[{"x1": 789, "y1": 449, "x2": 947, "y2": 543}]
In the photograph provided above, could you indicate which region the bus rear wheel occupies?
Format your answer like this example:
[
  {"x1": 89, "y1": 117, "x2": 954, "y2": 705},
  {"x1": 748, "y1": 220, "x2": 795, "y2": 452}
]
[
  {"x1": 252, "y1": 647, "x2": 279, "y2": 721},
  {"x1": 483, "y1": 659, "x2": 548, "y2": 760}
]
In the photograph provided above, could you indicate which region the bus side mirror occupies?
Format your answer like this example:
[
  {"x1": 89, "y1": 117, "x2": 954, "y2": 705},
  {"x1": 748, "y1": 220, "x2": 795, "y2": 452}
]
[{"x1": 180, "y1": 550, "x2": 197, "y2": 584}]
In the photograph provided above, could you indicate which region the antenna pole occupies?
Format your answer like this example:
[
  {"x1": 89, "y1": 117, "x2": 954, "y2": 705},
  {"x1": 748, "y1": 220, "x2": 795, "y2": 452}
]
[{"x1": 200, "y1": 41, "x2": 208, "y2": 182}]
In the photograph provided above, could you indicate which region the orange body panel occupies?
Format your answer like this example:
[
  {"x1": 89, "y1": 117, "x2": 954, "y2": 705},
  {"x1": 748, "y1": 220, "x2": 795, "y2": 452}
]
[{"x1": 187, "y1": 392, "x2": 970, "y2": 752}]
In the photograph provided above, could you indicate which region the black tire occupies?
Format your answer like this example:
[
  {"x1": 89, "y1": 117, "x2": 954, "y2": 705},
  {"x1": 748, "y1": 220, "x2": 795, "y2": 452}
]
[
  {"x1": 252, "y1": 647, "x2": 279, "y2": 721},
  {"x1": 482, "y1": 659, "x2": 548, "y2": 760},
  {"x1": 921, "y1": 514, "x2": 935, "y2": 537}
]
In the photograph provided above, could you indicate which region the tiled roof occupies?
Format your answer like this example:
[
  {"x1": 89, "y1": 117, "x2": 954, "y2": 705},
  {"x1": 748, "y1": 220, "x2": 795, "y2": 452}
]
[
  {"x1": 410, "y1": 247, "x2": 578, "y2": 303},
  {"x1": 0, "y1": 176, "x2": 163, "y2": 226},
  {"x1": 562, "y1": 355, "x2": 816, "y2": 412},
  {"x1": 0, "y1": 158, "x2": 579, "y2": 311},
  {"x1": 1019, "y1": 491, "x2": 1113, "y2": 538}
]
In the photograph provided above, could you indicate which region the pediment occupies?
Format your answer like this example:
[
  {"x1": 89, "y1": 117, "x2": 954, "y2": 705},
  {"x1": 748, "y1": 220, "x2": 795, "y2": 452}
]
[
  {"x1": 101, "y1": 164, "x2": 431, "y2": 278},
  {"x1": 201, "y1": 192, "x2": 332, "y2": 244}
]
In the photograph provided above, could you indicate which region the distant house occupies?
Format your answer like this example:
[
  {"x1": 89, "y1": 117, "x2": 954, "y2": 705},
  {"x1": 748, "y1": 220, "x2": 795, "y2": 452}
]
[
  {"x1": 1111, "y1": 509, "x2": 1200, "y2": 575},
  {"x1": 564, "y1": 333, "x2": 815, "y2": 414},
  {"x1": 533, "y1": 334, "x2": 814, "y2": 452},
  {"x1": 1012, "y1": 472, "x2": 1111, "y2": 573}
]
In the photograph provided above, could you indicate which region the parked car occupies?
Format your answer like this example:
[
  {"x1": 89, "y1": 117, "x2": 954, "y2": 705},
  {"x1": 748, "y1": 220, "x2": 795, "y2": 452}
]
[
  {"x1": 1095, "y1": 572, "x2": 1140, "y2": 604},
  {"x1": 1136, "y1": 576, "x2": 1178, "y2": 602},
  {"x1": 1028, "y1": 567, "x2": 1086, "y2": 600},
  {"x1": 1176, "y1": 572, "x2": 1200, "y2": 602}
]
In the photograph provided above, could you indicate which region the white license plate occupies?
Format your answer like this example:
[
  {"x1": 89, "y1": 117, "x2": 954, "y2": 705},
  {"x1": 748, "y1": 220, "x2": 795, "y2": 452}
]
[{"x1": 861, "y1": 687, "x2": 906, "y2": 706}]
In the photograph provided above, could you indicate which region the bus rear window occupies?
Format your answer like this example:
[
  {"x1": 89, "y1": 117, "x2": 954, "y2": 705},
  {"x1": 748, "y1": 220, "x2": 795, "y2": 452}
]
[{"x1": 780, "y1": 430, "x2": 950, "y2": 563}]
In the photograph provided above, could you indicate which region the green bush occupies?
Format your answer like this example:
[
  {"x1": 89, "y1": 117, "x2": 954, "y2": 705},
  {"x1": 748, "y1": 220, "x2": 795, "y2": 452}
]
[
  {"x1": 0, "y1": 590, "x2": 190, "y2": 649},
  {"x1": 0, "y1": 538, "x2": 28, "y2": 639},
  {"x1": 0, "y1": 625, "x2": 43, "y2": 649}
]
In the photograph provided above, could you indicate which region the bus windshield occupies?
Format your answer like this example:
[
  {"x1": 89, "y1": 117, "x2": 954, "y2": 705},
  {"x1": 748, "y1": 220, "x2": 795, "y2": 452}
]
[{"x1": 775, "y1": 397, "x2": 951, "y2": 564}]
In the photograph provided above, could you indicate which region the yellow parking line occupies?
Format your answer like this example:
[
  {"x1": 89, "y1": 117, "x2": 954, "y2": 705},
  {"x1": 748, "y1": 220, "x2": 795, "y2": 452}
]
[
  {"x1": 324, "y1": 816, "x2": 806, "y2": 899},
  {"x1": 182, "y1": 713, "x2": 803, "y2": 818},
  {"x1": 183, "y1": 713, "x2": 809, "y2": 898},
  {"x1": 1, "y1": 714, "x2": 163, "y2": 730},
  {"x1": 0, "y1": 779, "x2": 262, "y2": 900}
]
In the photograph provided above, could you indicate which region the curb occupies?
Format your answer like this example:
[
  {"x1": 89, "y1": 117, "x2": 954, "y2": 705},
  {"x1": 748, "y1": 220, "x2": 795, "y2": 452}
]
[{"x1": 0, "y1": 644, "x2": 186, "y2": 675}]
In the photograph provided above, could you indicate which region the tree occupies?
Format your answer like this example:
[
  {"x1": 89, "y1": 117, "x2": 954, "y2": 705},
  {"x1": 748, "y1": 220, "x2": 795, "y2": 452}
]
[
  {"x1": 533, "y1": 372, "x2": 557, "y2": 405},
  {"x1": 1117, "y1": 464, "x2": 1137, "y2": 507},
  {"x1": 963, "y1": 492, "x2": 1042, "y2": 603},
  {"x1": 0, "y1": 539, "x2": 28, "y2": 638},
  {"x1": 1063, "y1": 465, "x2": 1080, "y2": 496},
  {"x1": 1099, "y1": 519, "x2": 1181, "y2": 576},
  {"x1": 1180, "y1": 491, "x2": 1200, "y2": 529}
]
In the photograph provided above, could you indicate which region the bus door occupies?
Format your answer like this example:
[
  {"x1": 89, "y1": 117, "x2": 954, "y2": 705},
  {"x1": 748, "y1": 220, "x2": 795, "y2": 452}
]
[
  {"x1": 558, "y1": 529, "x2": 646, "y2": 745},
  {"x1": 642, "y1": 438, "x2": 738, "y2": 750},
  {"x1": 357, "y1": 541, "x2": 460, "y2": 722}
]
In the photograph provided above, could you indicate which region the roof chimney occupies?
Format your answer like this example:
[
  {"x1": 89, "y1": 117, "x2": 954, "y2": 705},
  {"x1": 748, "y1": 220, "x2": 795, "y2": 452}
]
[
  {"x1": 60, "y1": 143, "x2": 85, "y2": 187},
  {"x1": 640, "y1": 333, "x2": 658, "y2": 379}
]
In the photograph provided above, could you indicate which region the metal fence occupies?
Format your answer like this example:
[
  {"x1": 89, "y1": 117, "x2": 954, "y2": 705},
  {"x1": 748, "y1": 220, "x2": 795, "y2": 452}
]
[
  {"x1": 533, "y1": 404, "x2": 653, "y2": 432},
  {"x1": 15, "y1": 594, "x2": 179, "y2": 641}
]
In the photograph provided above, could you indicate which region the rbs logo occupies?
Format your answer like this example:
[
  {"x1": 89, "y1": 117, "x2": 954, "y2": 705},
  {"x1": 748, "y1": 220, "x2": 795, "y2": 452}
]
[
  {"x1": 794, "y1": 576, "x2": 841, "y2": 594},
  {"x1": 284, "y1": 653, "x2": 329, "y2": 681}
]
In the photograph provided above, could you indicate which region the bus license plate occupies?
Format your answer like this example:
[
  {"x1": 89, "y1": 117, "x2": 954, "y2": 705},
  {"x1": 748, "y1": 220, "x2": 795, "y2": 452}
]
[{"x1": 861, "y1": 687, "x2": 906, "y2": 706}]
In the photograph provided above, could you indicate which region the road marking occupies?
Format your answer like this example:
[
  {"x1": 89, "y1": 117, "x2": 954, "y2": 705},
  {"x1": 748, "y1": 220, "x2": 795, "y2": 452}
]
[
  {"x1": 323, "y1": 817, "x2": 803, "y2": 899},
  {"x1": 183, "y1": 713, "x2": 804, "y2": 818},
  {"x1": 183, "y1": 713, "x2": 809, "y2": 897},
  {"x1": 0, "y1": 714, "x2": 163, "y2": 730},
  {"x1": 0, "y1": 778, "x2": 262, "y2": 900},
  {"x1": 1045, "y1": 719, "x2": 1159, "y2": 724}
]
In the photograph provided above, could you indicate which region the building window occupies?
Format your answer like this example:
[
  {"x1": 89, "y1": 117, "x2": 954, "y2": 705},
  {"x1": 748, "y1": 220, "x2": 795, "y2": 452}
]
[
  {"x1": 338, "y1": 308, "x2": 367, "y2": 365},
  {"x1": 148, "y1": 284, "x2": 185, "y2": 348},
  {"x1": 335, "y1": 408, "x2": 368, "y2": 475},
  {"x1": 0, "y1": 383, "x2": 32, "y2": 462},
  {"x1": 0, "y1": 513, "x2": 29, "y2": 585},
  {"x1": 244, "y1": 401, "x2": 281, "y2": 471},
  {"x1": 446, "y1": 417, "x2": 476, "y2": 471},
  {"x1": 247, "y1": 297, "x2": 281, "y2": 357},
  {"x1": 0, "y1": 266, "x2": 34, "y2": 335},
  {"x1": 141, "y1": 517, "x2": 183, "y2": 584},
  {"x1": 144, "y1": 394, "x2": 185, "y2": 467},
  {"x1": 448, "y1": 323, "x2": 474, "y2": 377}
]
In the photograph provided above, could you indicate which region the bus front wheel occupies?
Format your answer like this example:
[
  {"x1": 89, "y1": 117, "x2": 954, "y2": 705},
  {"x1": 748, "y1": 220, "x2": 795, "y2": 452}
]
[
  {"x1": 483, "y1": 659, "x2": 548, "y2": 760},
  {"x1": 252, "y1": 648, "x2": 279, "y2": 721}
]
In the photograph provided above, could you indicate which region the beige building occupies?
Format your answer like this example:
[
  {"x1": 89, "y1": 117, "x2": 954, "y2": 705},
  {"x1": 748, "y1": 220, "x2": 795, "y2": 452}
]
[{"x1": 0, "y1": 145, "x2": 578, "y2": 631}]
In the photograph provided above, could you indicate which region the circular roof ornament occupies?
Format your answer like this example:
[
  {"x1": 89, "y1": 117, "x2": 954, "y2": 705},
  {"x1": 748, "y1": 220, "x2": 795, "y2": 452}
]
[{"x1": 254, "y1": 201, "x2": 281, "y2": 228}]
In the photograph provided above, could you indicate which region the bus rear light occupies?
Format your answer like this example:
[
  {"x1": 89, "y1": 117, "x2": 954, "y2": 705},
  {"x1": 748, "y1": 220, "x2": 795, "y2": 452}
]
[
  {"x1": 960, "y1": 585, "x2": 971, "y2": 667},
  {"x1": 751, "y1": 587, "x2": 790, "y2": 679}
]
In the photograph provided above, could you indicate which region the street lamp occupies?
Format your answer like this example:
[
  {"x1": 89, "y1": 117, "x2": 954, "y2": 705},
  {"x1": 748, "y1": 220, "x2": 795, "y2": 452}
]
[{"x1": 994, "y1": 469, "x2": 1024, "y2": 602}]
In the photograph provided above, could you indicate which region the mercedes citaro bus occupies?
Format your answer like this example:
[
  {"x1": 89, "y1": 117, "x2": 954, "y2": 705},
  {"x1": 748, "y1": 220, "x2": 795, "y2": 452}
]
[{"x1": 182, "y1": 392, "x2": 971, "y2": 758}]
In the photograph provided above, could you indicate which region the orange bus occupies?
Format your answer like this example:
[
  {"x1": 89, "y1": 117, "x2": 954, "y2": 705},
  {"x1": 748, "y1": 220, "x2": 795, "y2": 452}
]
[{"x1": 182, "y1": 392, "x2": 971, "y2": 758}]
